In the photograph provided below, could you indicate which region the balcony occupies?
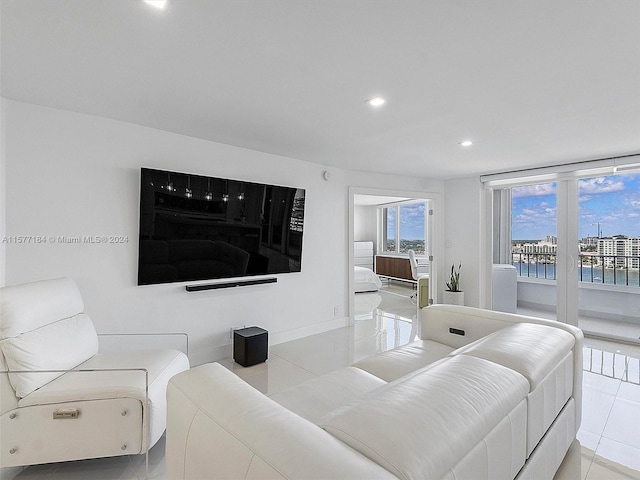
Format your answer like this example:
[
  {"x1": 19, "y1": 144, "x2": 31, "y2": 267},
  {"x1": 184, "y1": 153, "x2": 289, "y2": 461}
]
[
  {"x1": 513, "y1": 252, "x2": 640, "y2": 287},
  {"x1": 512, "y1": 253, "x2": 640, "y2": 342}
]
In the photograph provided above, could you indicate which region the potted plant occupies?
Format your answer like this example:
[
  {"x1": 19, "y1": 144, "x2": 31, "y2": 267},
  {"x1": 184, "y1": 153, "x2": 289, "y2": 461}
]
[{"x1": 443, "y1": 263, "x2": 464, "y2": 305}]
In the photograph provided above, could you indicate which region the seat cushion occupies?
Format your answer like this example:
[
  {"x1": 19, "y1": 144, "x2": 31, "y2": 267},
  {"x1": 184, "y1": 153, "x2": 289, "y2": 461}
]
[
  {"x1": 320, "y1": 355, "x2": 529, "y2": 480},
  {"x1": 352, "y1": 339, "x2": 454, "y2": 382},
  {"x1": 269, "y1": 367, "x2": 386, "y2": 424}
]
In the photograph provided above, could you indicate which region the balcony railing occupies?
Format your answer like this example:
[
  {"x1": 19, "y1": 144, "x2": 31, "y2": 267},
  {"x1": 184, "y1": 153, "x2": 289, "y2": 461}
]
[{"x1": 512, "y1": 253, "x2": 640, "y2": 287}]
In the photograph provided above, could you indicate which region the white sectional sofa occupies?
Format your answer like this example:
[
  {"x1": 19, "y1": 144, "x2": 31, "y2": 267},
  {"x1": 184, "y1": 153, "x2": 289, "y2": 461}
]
[{"x1": 166, "y1": 305, "x2": 583, "y2": 480}]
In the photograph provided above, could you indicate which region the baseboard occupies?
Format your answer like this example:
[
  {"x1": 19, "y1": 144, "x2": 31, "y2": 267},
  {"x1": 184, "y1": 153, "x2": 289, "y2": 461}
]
[
  {"x1": 578, "y1": 308, "x2": 640, "y2": 326},
  {"x1": 517, "y1": 301, "x2": 556, "y2": 313}
]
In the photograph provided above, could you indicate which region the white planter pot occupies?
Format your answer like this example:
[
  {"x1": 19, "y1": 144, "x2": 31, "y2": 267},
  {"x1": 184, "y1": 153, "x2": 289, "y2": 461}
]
[{"x1": 443, "y1": 291, "x2": 464, "y2": 306}]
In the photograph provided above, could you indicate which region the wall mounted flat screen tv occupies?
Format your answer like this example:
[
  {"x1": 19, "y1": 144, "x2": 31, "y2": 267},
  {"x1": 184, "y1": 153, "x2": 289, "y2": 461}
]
[{"x1": 138, "y1": 168, "x2": 305, "y2": 286}]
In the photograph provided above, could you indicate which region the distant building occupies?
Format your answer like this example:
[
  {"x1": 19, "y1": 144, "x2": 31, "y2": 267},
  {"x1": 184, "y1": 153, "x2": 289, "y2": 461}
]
[
  {"x1": 597, "y1": 235, "x2": 640, "y2": 268},
  {"x1": 582, "y1": 236, "x2": 599, "y2": 247},
  {"x1": 521, "y1": 235, "x2": 557, "y2": 254}
]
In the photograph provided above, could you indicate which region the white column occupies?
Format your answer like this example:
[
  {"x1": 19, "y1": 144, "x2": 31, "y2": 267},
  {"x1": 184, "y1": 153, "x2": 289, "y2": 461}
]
[{"x1": 556, "y1": 180, "x2": 579, "y2": 326}]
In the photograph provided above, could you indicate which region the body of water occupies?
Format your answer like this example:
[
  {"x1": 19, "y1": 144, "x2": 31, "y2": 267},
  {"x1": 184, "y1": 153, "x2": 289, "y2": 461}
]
[{"x1": 514, "y1": 263, "x2": 640, "y2": 287}]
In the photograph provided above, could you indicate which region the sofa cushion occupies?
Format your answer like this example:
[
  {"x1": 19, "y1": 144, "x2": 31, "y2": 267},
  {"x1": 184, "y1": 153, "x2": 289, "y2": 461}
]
[
  {"x1": 320, "y1": 355, "x2": 529, "y2": 480},
  {"x1": 0, "y1": 313, "x2": 99, "y2": 398},
  {"x1": 453, "y1": 323, "x2": 575, "y2": 390},
  {"x1": 0, "y1": 277, "x2": 98, "y2": 397},
  {"x1": 269, "y1": 366, "x2": 386, "y2": 424},
  {"x1": 0, "y1": 277, "x2": 84, "y2": 339},
  {"x1": 352, "y1": 339, "x2": 454, "y2": 382},
  {"x1": 167, "y1": 363, "x2": 396, "y2": 480},
  {"x1": 0, "y1": 350, "x2": 18, "y2": 414},
  {"x1": 453, "y1": 323, "x2": 576, "y2": 457}
]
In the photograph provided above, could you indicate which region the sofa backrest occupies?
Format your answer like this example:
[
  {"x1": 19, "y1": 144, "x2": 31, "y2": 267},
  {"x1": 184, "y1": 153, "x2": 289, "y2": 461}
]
[
  {"x1": 0, "y1": 277, "x2": 99, "y2": 398},
  {"x1": 420, "y1": 304, "x2": 584, "y2": 435},
  {"x1": 320, "y1": 355, "x2": 530, "y2": 480},
  {"x1": 420, "y1": 304, "x2": 582, "y2": 349},
  {"x1": 166, "y1": 363, "x2": 396, "y2": 480}
]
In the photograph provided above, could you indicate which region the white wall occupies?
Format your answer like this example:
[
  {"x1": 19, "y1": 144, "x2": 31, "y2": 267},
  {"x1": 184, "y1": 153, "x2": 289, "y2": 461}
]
[
  {"x1": 353, "y1": 205, "x2": 377, "y2": 246},
  {"x1": 444, "y1": 176, "x2": 483, "y2": 307},
  {"x1": 2, "y1": 100, "x2": 349, "y2": 365},
  {"x1": 2, "y1": 100, "x2": 445, "y2": 365}
]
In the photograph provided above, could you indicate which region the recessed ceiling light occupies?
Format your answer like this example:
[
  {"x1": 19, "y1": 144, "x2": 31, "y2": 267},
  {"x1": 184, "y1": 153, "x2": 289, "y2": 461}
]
[
  {"x1": 144, "y1": 0, "x2": 168, "y2": 10},
  {"x1": 459, "y1": 140, "x2": 473, "y2": 147},
  {"x1": 367, "y1": 97, "x2": 386, "y2": 107}
]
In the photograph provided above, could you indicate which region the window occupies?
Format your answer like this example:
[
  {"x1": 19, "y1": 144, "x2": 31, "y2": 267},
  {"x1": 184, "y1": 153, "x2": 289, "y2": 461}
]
[
  {"x1": 483, "y1": 156, "x2": 640, "y2": 334},
  {"x1": 578, "y1": 173, "x2": 640, "y2": 285},
  {"x1": 380, "y1": 201, "x2": 427, "y2": 254},
  {"x1": 383, "y1": 207, "x2": 396, "y2": 252},
  {"x1": 511, "y1": 183, "x2": 557, "y2": 280}
]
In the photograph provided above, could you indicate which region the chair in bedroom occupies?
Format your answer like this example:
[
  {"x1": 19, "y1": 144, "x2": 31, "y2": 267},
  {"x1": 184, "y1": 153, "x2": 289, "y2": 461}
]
[
  {"x1": 408, "y1": 249, "x2": 430, "y2": 307},
  {"x1": 0, "y1": 277, "x2": 190, "y2": 470}
]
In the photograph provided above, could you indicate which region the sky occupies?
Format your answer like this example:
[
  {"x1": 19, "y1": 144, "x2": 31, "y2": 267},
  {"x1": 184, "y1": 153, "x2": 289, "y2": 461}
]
[
  {"x1": 512, "y1": 173, "x2": 640, "y2": 240},
  {"x1": 386, "y1": 202, "x2": 426, "y2": 240},
  {"x1": 399, "y1": 202, "x2": 426, "y2": 240}
]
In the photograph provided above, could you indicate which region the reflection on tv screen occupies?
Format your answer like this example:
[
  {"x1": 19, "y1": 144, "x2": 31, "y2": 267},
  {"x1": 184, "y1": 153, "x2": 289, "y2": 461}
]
[{"x1": 138, "y1": 168, "x2": 305, "y2": 285}]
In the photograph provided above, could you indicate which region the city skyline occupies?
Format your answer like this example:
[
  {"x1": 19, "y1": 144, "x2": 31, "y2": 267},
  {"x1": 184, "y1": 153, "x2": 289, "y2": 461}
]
[{"x1": 512, "y1": 173, "x2": 640, "y2": 240}]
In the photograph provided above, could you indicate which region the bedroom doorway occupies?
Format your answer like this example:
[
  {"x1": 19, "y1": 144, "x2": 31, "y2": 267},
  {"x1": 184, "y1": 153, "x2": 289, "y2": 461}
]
[{"x1": 348, "y1": 187, "x2": 442, "y2": 329}]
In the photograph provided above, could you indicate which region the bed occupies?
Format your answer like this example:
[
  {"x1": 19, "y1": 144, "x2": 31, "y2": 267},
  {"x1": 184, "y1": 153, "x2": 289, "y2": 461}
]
[
  {"x1": 354, "y1": 266, "x2": 382, "y2": 293},
  {"x1": 354, "y1": 241, "x2": 383, "y2": 292}
]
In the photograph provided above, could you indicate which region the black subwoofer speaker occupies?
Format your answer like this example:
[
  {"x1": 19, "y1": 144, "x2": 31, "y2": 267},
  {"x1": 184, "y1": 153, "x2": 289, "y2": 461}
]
[{"x1": 233, "y1": 327, "x2": 268, "y2": 367}]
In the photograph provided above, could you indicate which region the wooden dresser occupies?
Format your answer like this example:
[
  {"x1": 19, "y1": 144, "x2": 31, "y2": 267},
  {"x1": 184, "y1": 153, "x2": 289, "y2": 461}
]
[{"x1": 375, "y1": 255, "x2": 412, "y2": 281}]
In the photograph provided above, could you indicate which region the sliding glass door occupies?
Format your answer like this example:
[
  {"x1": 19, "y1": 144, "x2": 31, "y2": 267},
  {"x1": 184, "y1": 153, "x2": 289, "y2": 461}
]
[
  {"x1": 486, "y1": 159, "x2": 640, "y2": 341},
  {"x1": 577, "y1": 173, "x2": 640, "y2": 339},
  {"x1": 510, "y1": 181, "x2": 562, "y2": 319}
]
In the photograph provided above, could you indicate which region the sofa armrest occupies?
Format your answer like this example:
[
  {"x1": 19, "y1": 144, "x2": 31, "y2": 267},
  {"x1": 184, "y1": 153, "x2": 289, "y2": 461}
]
[{"x1": 166, "y1": 363, "x2": 395, "y2": 480}]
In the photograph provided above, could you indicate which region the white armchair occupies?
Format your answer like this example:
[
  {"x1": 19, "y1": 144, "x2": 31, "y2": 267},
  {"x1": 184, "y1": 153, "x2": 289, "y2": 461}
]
[
  {"x1": 408, "y1": 249, "x2": 430, "y2": 307},
  {"x1": 0, "y1": 277, "x2": 190, "y2": 469}
]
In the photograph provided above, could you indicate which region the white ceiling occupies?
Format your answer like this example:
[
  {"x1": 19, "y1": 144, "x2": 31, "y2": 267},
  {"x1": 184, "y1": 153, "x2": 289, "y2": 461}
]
[{"x1": 2, "y1": 0, "x2": 639, "y2": 179}]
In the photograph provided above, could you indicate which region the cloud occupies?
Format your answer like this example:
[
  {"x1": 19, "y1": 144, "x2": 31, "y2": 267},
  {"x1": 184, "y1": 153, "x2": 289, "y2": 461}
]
[
  {"x1": 578, "y1": 177, "x2": 625, "y2": 194},
  {"x1": 625, "y1": 193, "x2": 640, "y2": 210},
  {"x1": 512, "y1": 184, "x2": 556, "y2": 198},
  {"x1": 513, "y1": 205, "x2": 557, "y2": 227},
  {"x1": 399, "y1": 203, "x2": 425, "y2": 226}
]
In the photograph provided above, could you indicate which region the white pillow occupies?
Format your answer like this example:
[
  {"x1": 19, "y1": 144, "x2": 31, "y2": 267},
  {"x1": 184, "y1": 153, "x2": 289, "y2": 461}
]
[{"x1": 0, "y1": 313, "x2": 99, "y2": 398}]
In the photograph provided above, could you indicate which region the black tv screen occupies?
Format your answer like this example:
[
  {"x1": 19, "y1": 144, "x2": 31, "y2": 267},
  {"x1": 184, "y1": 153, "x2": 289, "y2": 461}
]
[{"x1": 138, "y1": 168, "x2": 305, "y2": 285}]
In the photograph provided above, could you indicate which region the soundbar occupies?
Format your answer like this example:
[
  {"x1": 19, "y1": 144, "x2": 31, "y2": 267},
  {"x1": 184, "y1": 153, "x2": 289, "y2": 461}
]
[{"x1": 185, "y1": 277, "x2": 277, "y2": 292}]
